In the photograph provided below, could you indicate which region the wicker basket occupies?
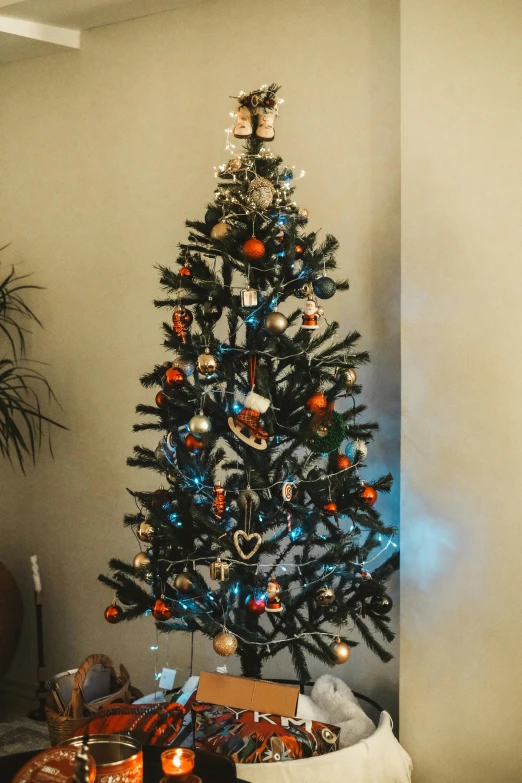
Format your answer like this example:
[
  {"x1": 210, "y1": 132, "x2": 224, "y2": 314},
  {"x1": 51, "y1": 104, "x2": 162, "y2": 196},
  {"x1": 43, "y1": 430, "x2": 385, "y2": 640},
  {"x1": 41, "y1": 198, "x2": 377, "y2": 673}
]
[{"x1": 45, "y1": 653, "x2": 142, "y2": 746}]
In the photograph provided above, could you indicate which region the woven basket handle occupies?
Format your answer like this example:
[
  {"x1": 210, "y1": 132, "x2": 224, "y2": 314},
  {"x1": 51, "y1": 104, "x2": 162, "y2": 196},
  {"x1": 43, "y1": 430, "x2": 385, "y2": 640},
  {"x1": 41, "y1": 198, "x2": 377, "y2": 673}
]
[{"x1": 66, "y1": 653, "x2": 116, "y2": 719}]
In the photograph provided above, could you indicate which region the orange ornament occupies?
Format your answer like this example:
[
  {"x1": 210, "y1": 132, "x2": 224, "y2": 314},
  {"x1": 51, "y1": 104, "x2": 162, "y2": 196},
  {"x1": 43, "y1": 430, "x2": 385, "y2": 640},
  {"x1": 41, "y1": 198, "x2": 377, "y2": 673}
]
[
  {"x1": 152, "y1": 598, "x2": 172, "y2": 621},
  {"x1": 172, "y1": 306, "x2": 193, "y2": 343},
  {"x1": 324, "y1": 501, "x2": 338, "y2": 514},
  {"x1": 178, "y1": 263, "x2": 192, "y2": 278},
  {"x1": 337, "y1": 454, "x2": 352, "y2": 470},
  {"x1": 360, "y1": 485, "x2": 378, "y2": 506},
  {"x1": 242, "y1": 237, "x2": 265, "y2": 259},
  {"x1": 185, "y1": 433, "x2": 203, "y2": 452},
  {"x1": 165, "y1": 367, "x2": 185, "y2": 387},
  {"x1": 104, "y1": 603, "x2": 122, "y2": 624},
  {"x1": 305, "y1": 392, "x2": 328, "y2": 413},
  {"x1": 212, "y1": 481, "x2": 226, "y2": 519},
  {"x1": 295, "y1": 244, "x2": 304, "y2": 255},
  {"x1": 156, "y1": 390, "x2": 167, "y2": 407}
]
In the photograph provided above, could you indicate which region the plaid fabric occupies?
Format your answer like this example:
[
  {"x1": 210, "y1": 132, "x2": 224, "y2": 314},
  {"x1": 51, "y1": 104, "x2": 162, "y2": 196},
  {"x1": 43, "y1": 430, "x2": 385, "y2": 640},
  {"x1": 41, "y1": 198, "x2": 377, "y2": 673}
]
[
  {"x1": 192, "y1": 702, "x2": 340, "y2": 764},
  {"x1": 233, "y1": 408, "x2": 268, "y2": 439}
]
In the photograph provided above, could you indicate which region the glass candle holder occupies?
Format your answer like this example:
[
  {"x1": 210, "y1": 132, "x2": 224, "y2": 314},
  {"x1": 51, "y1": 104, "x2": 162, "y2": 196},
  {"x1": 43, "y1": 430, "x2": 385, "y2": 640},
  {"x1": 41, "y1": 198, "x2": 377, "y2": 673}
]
[{"x1": 161, "y1": 748, "x2": 196, "y2": 783}]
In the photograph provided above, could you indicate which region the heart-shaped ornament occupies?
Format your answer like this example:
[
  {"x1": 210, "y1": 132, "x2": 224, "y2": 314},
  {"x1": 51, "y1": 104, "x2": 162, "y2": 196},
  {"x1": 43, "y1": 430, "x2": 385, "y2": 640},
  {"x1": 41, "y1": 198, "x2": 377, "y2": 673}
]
[{"x1": 233, "y1": 530, "x2": 262, "y2": 561}]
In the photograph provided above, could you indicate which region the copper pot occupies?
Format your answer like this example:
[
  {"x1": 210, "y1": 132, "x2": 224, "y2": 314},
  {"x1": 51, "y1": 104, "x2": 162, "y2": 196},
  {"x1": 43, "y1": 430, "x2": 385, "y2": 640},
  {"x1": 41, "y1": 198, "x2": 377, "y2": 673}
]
[{"x1": 62, "y1": 734, "x2": 143, "y2": 783}]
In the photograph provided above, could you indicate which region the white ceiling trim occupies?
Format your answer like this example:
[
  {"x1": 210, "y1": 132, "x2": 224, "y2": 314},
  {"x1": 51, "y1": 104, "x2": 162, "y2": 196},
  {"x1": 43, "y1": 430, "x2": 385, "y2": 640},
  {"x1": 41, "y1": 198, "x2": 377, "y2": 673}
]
[{"x1": 0, "y1": 14, "x2": 80, "y2": 49}]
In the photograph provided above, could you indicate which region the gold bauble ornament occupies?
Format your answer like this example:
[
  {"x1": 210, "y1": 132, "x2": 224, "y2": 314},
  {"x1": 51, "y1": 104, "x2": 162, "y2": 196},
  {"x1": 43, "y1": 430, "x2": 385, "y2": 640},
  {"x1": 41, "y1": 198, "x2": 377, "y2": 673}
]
[
  {"x1": 229, "y1": 157, "x2": 242, "y2": 171},
  {"x1": 133, "y1": 552, "x2": 150, "y2": 570},
  {"x1": 196, "y1": 347, "x2": 219, "y2": 375},
  {"x1": 137, "y1": 521, "x2": 154, "y2": 543},
  {"x1": 297, "y1": 207, "x2": 309, "y2": 221},
  {"x1": 213, "y1": 629, "x2": 238, "y2": 656},
  {"x1": 247, "y1": 176, "x2": 275, "y2": 210},
  {"x1": 265, "y1": 310, "x2": 288, "y2": 336},
  {"x1": 330, "y1": 637, "x2": 351, "y2": 664},
  {"x1": 337, "y1": 367, "x2": 357, "y2": 387},
  {"x1": 174, "y1": 571, "x2": 193, "y2": 593},
  {"x1": 315, "y1": 586, "x2": 336, "y2": 606},
  {"x1": 211, "y1": 221, "x2": 231, "y2": 240}
]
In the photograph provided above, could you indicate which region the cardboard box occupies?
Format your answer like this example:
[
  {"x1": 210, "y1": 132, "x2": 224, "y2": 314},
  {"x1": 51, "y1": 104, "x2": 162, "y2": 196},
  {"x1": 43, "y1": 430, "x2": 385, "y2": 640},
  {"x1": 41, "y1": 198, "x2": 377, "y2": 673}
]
[{"x1": 196, "y1": 671, "x2": 299, "y2": 717}]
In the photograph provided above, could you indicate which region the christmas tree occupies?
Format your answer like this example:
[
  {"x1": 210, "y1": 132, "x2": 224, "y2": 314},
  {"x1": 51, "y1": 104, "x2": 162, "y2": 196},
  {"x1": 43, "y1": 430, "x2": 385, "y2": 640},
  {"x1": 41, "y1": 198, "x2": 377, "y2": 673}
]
[{"x1": 100, "y1": 84, "x2": 399, "y2": 681}]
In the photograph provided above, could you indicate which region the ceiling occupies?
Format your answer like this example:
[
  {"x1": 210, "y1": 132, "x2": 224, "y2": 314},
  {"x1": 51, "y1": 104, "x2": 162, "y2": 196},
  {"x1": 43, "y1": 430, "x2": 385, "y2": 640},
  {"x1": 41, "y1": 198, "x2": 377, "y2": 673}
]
[{"x1": 0, "y1": 0, "x2": 200, "y2": 63}]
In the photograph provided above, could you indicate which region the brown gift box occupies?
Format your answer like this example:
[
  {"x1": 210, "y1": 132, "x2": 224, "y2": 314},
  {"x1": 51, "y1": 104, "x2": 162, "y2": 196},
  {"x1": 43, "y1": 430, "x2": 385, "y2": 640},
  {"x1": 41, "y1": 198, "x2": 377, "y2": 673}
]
[{"x1": 196, "y1": 671, "x2": 299, "y2": 717}]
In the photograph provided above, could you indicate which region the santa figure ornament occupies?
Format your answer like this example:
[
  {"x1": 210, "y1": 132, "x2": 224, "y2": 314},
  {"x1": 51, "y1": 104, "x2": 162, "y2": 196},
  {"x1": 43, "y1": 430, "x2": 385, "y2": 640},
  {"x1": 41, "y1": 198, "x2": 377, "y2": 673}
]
[
  {"x1": 266, "y1": 578, "x2": 283, "y2": 612},
  {"x1": 301, "y1": 294, "x2": 323, "y2": 330}
]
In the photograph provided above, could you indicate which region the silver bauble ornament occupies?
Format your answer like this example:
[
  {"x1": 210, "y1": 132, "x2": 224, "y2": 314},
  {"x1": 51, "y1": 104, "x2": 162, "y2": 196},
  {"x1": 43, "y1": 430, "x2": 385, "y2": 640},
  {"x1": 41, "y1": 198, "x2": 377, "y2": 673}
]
[
  {"x1": 237, "y1": 488, "x2": 260, "y2": 511},
  {"x1": 297, "y1": 207, "x2": 309, "y2": 222},
  {"x1": 172, "y1": 356, "x2": 194, "y2": 378},
  {"x1": 189, "y1": 411, "x2": 212, "y2": 435},
  {"x1": 247, "y1": 176, "x2": 275, "y2": 209},
  {"x1": 265, "y1": 310, "x2": 288, "y2": 335},
  {"x1": 354, "y1": 439, "x2": 368, "y2": 460},
  {"x1": 315, "y1": 586, "x2": 336, "y2": 606},
  {"x1": 330, "y1": 637, "x2": 351, "y2": 664},
  {"x1": 211, "y1": 221, "x2": 231, "y2": 240},
  {"x1": 196, "y1": 347, "x2": 219, "y2": 375},
  {"x1": 229, "y1": 157, "x2": 242, "y2": 171},
  {"x1": 213, "y1": 629, "x2": 238, "y2": 656}
]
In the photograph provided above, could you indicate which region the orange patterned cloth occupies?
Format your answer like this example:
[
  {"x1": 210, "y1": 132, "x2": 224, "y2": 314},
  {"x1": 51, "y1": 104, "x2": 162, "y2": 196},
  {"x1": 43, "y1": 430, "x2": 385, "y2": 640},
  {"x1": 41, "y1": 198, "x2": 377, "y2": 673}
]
[
  {"x1": 192, "y1": 702, "x2": 340, "y2": 763},
  {"x1": 73, "y1": 701, "x2": 185, "y2": 746}
]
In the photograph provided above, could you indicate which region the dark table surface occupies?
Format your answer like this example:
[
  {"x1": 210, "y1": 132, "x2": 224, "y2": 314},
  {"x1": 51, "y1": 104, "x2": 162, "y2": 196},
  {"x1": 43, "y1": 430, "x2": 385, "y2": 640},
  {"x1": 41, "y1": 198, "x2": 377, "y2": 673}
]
[{"x1": 0, "y1": 745, "x2": 237, "y2": 782}]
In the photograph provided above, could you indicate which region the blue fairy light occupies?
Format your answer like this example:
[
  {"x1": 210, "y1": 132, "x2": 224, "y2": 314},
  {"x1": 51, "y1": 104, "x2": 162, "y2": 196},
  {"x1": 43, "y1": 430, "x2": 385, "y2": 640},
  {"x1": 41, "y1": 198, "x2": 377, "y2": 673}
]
[
  {"x1": 232, "y1": 402, "x2": 242, "y2": 414},
  {"x1": 232, "y1": 583, "x2": 240, "y2": 595},
  {"x1": 289, "y1": 526, "x2": 303, "y2": 541}
]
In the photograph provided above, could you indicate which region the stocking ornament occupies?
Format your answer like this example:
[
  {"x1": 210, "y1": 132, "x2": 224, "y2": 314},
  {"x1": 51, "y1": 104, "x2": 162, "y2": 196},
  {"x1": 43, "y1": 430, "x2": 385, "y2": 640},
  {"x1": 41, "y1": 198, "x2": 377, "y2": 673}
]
[{"x1": 228, "y1": 357, "x2": 270, "y2": 450}]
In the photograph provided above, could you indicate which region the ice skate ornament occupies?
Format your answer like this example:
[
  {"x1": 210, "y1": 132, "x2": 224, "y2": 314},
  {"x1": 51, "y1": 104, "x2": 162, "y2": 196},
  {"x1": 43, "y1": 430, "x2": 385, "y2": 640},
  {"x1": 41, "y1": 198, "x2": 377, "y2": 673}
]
[
  {"x1": 232, "y1": 86, "x2": 279, "y2": 141},
  {"x1": 301, "y1": 294, "x2": 324, "y2": 330},
  {"x1": 228, "y1": 357, "x2": 271, "y2": 450}
]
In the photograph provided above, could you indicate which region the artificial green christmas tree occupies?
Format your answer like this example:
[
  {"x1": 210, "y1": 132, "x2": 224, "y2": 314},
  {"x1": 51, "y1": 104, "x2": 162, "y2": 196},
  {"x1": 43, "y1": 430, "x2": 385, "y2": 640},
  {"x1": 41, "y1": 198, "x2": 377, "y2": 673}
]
[{"x1": 100, "y1": 84, "x2": 398, "y2": 681}]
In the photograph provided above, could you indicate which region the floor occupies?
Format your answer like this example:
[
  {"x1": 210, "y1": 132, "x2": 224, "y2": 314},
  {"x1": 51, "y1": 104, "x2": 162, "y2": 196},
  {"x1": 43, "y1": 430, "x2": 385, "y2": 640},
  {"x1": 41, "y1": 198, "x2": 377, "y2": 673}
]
[{"x1": 0, "y1": 689, "x2": 50, "y2": 756}]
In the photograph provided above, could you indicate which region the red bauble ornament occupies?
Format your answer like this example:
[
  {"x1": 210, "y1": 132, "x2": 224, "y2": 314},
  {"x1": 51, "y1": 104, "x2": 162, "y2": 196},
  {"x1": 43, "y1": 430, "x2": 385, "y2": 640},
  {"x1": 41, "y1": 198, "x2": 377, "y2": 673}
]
[
  {"x1": 337, "y1": 454, "x2": 352, "y2": 470},
  {"x1": 246, "y1": 595, "x2": 266, "y2": 615},
  {"x1": 104, "y1": 603, "x2": 122, "y2": 624},
  {"x1": 165, "y1": 367, "x2": 185, "y2": 387},
  {"x1": 360, "y1": 485, "x2": 378, "y2": 506},
  {"x1": 185, "y1": 433, "x2": 203, "y2": 452},
  {"x1": 324, "y1": 501, "x2": 338, "y2": 514},
  {"x1": 156, "y1": 390, "x2": 167, "y2": 407},
  {"x1": 152, "y1": 598, "x2": 172, "y2": 621},
  {"x1": 178, "y1": 263, "x2": 192, "y2": 278},
  {"x1": 305, "y1": 392, "x2": 328, "y2": 413},
  {"x1": 152, "y1": 488, "x2": 170, "y2": 510},
  {"x1": 242, "y1": 237, "x2": 265, "y2": 259}
]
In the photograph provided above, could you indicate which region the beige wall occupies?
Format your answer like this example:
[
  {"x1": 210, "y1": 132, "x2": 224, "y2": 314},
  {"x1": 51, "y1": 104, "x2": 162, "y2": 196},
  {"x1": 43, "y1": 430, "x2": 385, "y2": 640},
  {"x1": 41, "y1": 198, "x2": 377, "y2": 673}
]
[
  {"x1": 0, "y1": 0, "x2": 400, "y2": 717},
  {"x1": 401, "y1": 0, "x2": 522, "y2": 779}
]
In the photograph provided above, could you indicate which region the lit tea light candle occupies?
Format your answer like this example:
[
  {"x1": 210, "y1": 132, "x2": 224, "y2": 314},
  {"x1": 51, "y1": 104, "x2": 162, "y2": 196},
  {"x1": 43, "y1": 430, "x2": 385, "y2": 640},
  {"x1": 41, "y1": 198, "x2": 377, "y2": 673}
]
[{"x1": 161, "y1": 748, "x2": 197, "y2": 783}]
